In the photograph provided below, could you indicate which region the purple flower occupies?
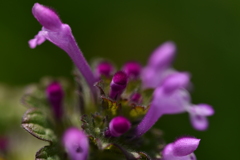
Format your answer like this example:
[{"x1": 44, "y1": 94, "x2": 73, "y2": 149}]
[
  {"x1": 130, "y1": 92, "x2": 142, "y2": 104},
  {"x1": 109, "y1": 116, "x2": 131, "y2": 137},
  {"x1": 162, "y1": 137, "x2": 200, "y2": 160},
  {"x1": 109, "y1": 71, "x2": 128, "y2": 100},
  {"x1": 134, "y1": 72, "x2": 214, "y2": 137},
  {"x1": 141, "y1": 41, "x2": 177, "y2": 89},
  {"x1": 0, "y1": 136, "x2": 8, "y2": 151},
  {"x1": 62, "y1": 127, "x2": 89, "y2": 160},
  {"x1": 122, "y1": 61, "x2": 142, "y2": 80},
  {"x1": 95, "y1": 61, "x2": 114, "y2": 78},
  {"x1": 29, "y1": 3, "x2": 97, "y2": 97},
  {"x1": 46, "y1": 82, "x2": 64, "y2": 119}
]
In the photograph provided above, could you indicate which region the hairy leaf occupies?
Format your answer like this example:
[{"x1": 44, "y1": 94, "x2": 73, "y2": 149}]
[
  {"x1": 22, "y1": 108, "x2": 56, "y2": 143},
  {"x1": 36, "y1": 145, "x2": 60, "y2": 160}
]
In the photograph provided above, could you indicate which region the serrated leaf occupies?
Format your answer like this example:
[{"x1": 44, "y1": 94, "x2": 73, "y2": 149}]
[
  {"x1": 129, "y1": 105, "x2": 149, "y2": 117},
  {"x1": 131, "y1": 152, "x2": 151, "y2": 160},
  {"x1": 21, "y1": 94, "x2": 48, "y2": 109},
  {"x1": 22, "y1": 108, "x2": 56, "y2": 143},
  {"x1": 36, "y1": 145, "x2": 60, "y2": 160},
  {"x1": 137, "y1": 152, "x2": 152, "y2": 160},
  {"x1": 101, "y1": 96, "x2": 119, "y2": 116}
]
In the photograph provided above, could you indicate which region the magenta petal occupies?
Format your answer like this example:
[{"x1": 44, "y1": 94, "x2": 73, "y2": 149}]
[
  {"x1": 62, "y1": 127, "x2": 89, "y2": 160},
  {"x1": 28, "y1": 31, "x2": 46, "y2": 48},
  {"x1": 152, "y1": 87, "x2": 190, "y2": 114},
  {"x1": 141, "y1": 67, "x2": 175, "y2": 89},
  {"x1": 188, "y1": 104, "x2": 214, "y2": 130},
  {"x1": 172, "y1": 137, "x2": 200, "y2": 156},
  {"x1": 162, "y1": 72, "x2": 190, "y2": 94},
  {"x1": 195, "y1": 104, "x2": 214, "y2": 116},
  {"x1": 190, "y1": 114, "x2": 209, "y2": 130},
  {"x1": 162, "y1": 143, "x2": 197, "y2": 160},
  {"x1": 148, "y1": 41, "x2": 176, "y2": 69},
  {"x1": 32, "y1": 3, "x2": 62, "y2": 31}
]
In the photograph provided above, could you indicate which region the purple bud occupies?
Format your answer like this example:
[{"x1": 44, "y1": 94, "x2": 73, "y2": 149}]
[
  {"x1": 130, "y1": 93, "x2": 142, "y2": 103},
  {"x1": 46, "y1": 82, "x2": 64, "y2": 119},
  {"x1": 162, "y1": 137, "x2": 200, "y2": 160},
  {"x1": 122, "y1": 61, "x2": 141, "y2": 79},
  {"x1": 109, "y1": 116, "x2": 131, "y2": 137},
  {"x1": 62, "y1": 127, "x2": 89, "y2": 160},
  {"x1": 95, "y1": 61, "x2": 114, "y2": 78},
  {"x1": 32, "y1": 3, "x2": 62, "y2": 31},
  {"x1": 109, "y1": 71, "x2": 128, "y2": 100},
  {"x1": 0, "y1": 136, "x2": 8, "y2": 151}
]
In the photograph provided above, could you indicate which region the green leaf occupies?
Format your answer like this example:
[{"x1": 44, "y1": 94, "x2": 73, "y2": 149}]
[
  {"x1": 129, "y1": 105, "x2": 149, "y2": 118},
  {"x1": 101, "y1": 96, "x2": 119, "y2": 116},
  {"x1": 35, "y1": 145, "x2": 60, "y2": 160},
  {"x1": 21, "y1": 93, "x2": 48, "y2": 109},
  {"x1": 22, "y1": 108, "x2": 57, "y2": 143}
]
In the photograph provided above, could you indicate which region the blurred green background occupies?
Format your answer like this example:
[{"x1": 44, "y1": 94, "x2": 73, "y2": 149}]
[{"x1": 0, "y1": 0, "x2": 239, "y2": 159}]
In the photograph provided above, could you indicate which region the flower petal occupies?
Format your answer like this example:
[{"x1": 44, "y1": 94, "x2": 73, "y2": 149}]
[
  {"x1": 62, "y1": 127, "x2": 89, "y2": 160},
  {"x1": 162, "y1": 72, "x2": 190, "y2": 94},
  {"x1": 190, "y1": 114, "x2": 209, "y2": 130},
  {"x1": 148, "y1": 41, "x2": 176, "y2": 69},
  {"x1": 32, "y1": 3, "x2": 62, "y2": 31},
  {"x1": 172, "y1": 137, "x2": 200, "y2": 156},
  {"x1": 195, "y1": 104, "x2": 214, "y2": 116}
]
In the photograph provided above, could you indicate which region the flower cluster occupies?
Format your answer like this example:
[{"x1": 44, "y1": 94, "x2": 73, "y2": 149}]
[{"x1": 22, "y1": 3, "x2": 214, "y2": 160}]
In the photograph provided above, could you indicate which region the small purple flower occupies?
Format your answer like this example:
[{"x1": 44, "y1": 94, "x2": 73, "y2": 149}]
[
  {"x1": 0, "y1": 136, "x2": 8, "y2": 151},
  {"x1": 141, "y1": 41, "x2": 176, "y2": 89},
  {"x1": 29, "y1": 3, "x2": 97, "y2": 97},
  {"x1": 134, "y1": 72, "x2": 214, "y2": 137},
  {"x1": 95, "y1": 61, "x2": 114, "y2": 78},
  {"x1": 130, "y1": 92, "x2": 142, "y2": 103},
  {"x1": 109, "y1": 116, "x2": 131, "y2": 137},
  {"x1": 46, "y1": 82, "x2": 64, "y2": 119},
  {"x1": 122, "y1": 61, "x2": 141, "y2": 80},
  {"x1": 162, "y1": 137, "x2": 200, "y2": 160},
  {"x1": 62, "y1": 127, "x2": 89, "y2": 160},
  {"x1": 109, "y1": 71, "x2": 128, "y2": 100}
]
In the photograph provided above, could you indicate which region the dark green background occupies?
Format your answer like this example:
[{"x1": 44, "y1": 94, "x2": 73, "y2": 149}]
[{"x1": 0, "y1": 0, "x2": 238, "y2": 159}]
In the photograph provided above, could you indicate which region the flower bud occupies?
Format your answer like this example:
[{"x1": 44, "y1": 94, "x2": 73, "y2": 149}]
[
  {"x1": 109, "y1": 116, "x2": 131, "y2": 137},
  {"x1": 32, "y1": 3, "x2": 62, "y2": 31},
  {"x1": 0, "y1": 136, "x2": 8, "y2": 151},
  {"x1": 62, "y1": 127, "x2": 89, "y2": 160},
  {"x1": 122, "y1": 61, "x2": 141, "y2": 79},
  {"x1": 46, "y1": 82, "x2": 64, "y2": 119},
  {"x1": 109, "y1": 71, "x2": 128, "y2": 100},
  {"x1": 130, "y1": 93, "x2": 142, "y2": 103},
  {"x1": 96, "y1": 61, "x2": 114, "y2": 78}
]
